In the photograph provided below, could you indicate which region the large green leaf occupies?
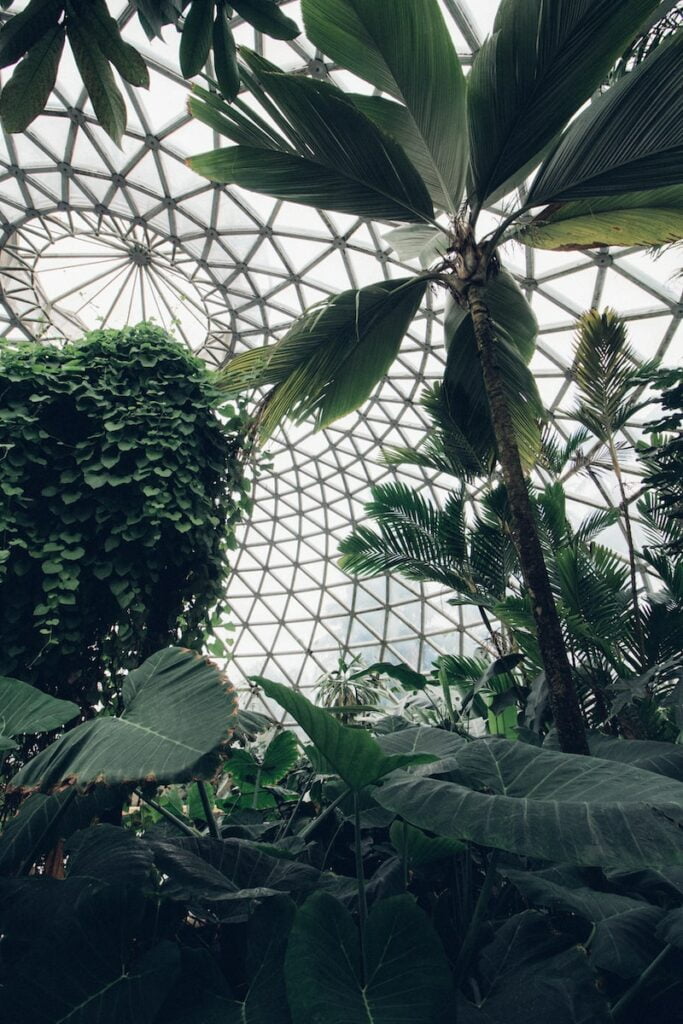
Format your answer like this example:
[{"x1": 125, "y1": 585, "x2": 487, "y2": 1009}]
[
  {"x1": 66, "y1": 824, "x2": 155, "y2": 889},
  {"x1": 285, "y1": 892, "x2": 452, "y2": 1024},
  {"x1": 80, "y1": 0, "x2": 149, "y2": 87},
  {"x1": 458, "y1": 911, "x2": 611, "y2": 1023},
  {"x1": 444, "y1": 269, "x2": 543, "y2": 469},
  {"x1": 467, "y1": 0, "x2": 662, "y2": 205},
  {"x1": 10, "y1": 648, "x2": 237, "y2": 793},
  {"x1": 302, "y1": 0, "x2": 467, "y2": 211},
  {"x1": 254, "y1": 676, "x2": 434, "y2": 791},
  {"x1": 516, "y1": 185, "x2": 683, "y2": 249},
  {"x1": 188, "y1": 53, "x2": 434, "y2": 223},
  {"x1": 527, "y1": 31, "x2": 683, "y2": 206},
  {"x1": 0, "y1": 22, "x2": 64, "y2": 133},
  {"x1": 0, "y1": 879, "x2": 178, "y2": 1024},
  {"x1": 0, "y1": 0, "x2": 62, "y2": 69},
  {"x1": 504, "y1": 866, "x2": 665, "y2": 978},
  {"x1": 219, "y1": 277, "x2": 427, "y2": 436},
  {"x1": 0, "y1": 675, "x2": 78, "y2": 748},
  {"x1": 583, "y1": 732, "x2": 683, "y2": 783},
  {"x1": 375, "y1": 738, "x2": 683, "y2": 867},
  {"x1": 0, "y1": 786, "x2": 125, "y2": 875},
  {"x1": 231, "y1": 0, "x2": 300, "y2": 40},
  {"x1": 378, "y1": 725, "x2": 467, "y2": 775},
  {"x1": 66, "y1": 17, "x2": 126, "y2": 145},
  {"x1": 179, "y1": 0, "x2": 213, "y2": 78}
]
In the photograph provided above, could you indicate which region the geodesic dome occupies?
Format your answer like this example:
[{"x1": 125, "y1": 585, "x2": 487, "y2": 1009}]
[{"x1": 1, "y1": 0, "x2": 681, "y2": 707}]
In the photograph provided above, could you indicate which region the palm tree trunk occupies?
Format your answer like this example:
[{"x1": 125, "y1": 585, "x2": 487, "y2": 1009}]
[{"x1": 466, "y1": 284, "x2": 589, "y2": 755}]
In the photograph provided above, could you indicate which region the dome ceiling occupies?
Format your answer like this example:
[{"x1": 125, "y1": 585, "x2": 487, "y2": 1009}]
[{"x1": 1, "y1": 1, "x2": 681, "y2": 704}]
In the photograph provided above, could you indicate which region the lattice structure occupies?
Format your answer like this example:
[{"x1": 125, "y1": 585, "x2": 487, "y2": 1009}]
[{"x1": 0, "y1": 1, "x2": 681, "y2": 710}]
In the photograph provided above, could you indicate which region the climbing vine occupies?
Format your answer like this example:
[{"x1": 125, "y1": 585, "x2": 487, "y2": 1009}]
[{"x1": 0, "y1": 323, "x2": 254, "y2": 711}]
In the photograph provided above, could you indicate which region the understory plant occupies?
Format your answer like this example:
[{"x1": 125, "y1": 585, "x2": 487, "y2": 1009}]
[
  {"x1": 187, "y1": 0, "x2": 683, "y2": 754},
  {"x1": 2, "y1": 649, "x2": 683, "y2": 1023},
  {"x1": 0, "y1": 324, "x2": 253, "y2": 714}
]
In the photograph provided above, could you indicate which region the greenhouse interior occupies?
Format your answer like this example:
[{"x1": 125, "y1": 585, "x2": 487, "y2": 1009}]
[{"x1": 0, "y1": 0, "x2": 682, "y2": 1020}]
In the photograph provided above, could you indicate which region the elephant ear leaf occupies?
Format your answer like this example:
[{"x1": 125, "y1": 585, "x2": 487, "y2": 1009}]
[
  {"x1": 285, "y1": 892, "x2": 452, "y2": 1024},
  {"x1": 10, "y1": 648, "x2": 237, "y2": 793},
  {"x1": 468, "y1": 0, "x2": 664, "y2": 206},
  {"x1": 0, "y1": 675, "x2": 78, "y2": 748},
  {"x1": 376, "y1": 738, "x2": 683, "y2": 868},
  {"x1": 253, "y1": 676, "x2": 435, "y2": 791}
]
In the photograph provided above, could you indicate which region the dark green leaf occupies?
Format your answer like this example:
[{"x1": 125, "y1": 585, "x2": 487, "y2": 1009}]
[
  {"x1": 468, "y1": 0, "x2": 663, "y2": 205},
  {"x1": 0, "y1": 22, "x2": 64, "y2": 133},
  {"x1": 66, "y1": 17, "x2": 126, "y2": 145},
  {"x1": 0, "y1": 674, "x2": 78, "y2": 739},
  {"x1": 390, "y1": 820, "x2": 465, "y2": 866},
  {"x1": 10, "y1": 648, "x2": 237, "y2": 792},
  {"x1": 80, "y1": 0, "x2": 149, "y2": 88},
  {"x1": 285, "y1": 892, "x2": 452, "y2": 1024},
  {"x1": 66, "y1": 824, "x2": 155, "y2": 889},
  {"x1": 352, "y1": 662, "x2": 429, "y2": 691},
  {"x1": 444, "y1": 269, "x2": 543, "y2": 469},
  {"x1": 188, "y1": 54, "x2": 434, "y2": 222},
  {"x1": 303, "y1": 0, "x2": 467, "y2": 210},
  {"x1": 377, "y1": 725, "x2": 466, "y2": 775},
  {"x1": 584, "y1": 733, "x2": 683, "y2": 783},
  {"x1": 527, "y1": 32, "x2": 683, "y2": 205},
  {"x1": 231, "y1": 0, "x2": 299, "y2": 40},
  {"x1": 212, "y1": 7, "x2": 240, "y2": 101},
  {"x1": 220, "y1": 278, "x2": 427, "y2": 436},
  {"x1": 459, "y1": 911, "x2": 611, "y2": 1023},
  {"x1": 0, "y1": 879, "x2": 179, "y2": 1024},
  {"x1": 0, "y1": 0, "x2": 62, "y2": 69},
  {"x1": 376, "y1": 738, "x2": 683, "y2": 867},
  {"x1": 253, "y1": 676, "x2": 435, "y2": 790},
  {"x1": 180, "y1": 0, "x2": 214, "y2": 78}
]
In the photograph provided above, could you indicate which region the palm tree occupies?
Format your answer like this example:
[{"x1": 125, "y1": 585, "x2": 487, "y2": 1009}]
[{"x1": 188, "y1": 0, "x2": 683, "y2": 753}]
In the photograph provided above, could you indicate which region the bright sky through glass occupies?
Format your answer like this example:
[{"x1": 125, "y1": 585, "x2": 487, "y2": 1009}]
[{"x1": 0, "y1": 2, "x2": 680, "y2": 708}]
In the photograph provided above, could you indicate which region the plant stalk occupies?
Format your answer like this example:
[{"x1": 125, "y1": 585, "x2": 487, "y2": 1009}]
[
  {"x1": 298, "y1": 786, "x2": 349, "y2": 842},
  {"x1": 353, "y1": 791, "x2": 368, "y2": 982},
  {"x1": 467, "y1": 284, "x2": 589, "y2": 755},
  {"x1": 454, "y1": 848, "x2": 500, "y2": 990},
  {"x1": 18, "y1": 786, "x2": 77, "y2": 875},
  {"x1": 197, "y1": 780, "x2": 221, "y2": 839},
  {"x1": 608, "y1": 435, "x2": 647, "y2": 666},
  {"x1": 135, "y1": 789, "x2": 200, "y2": 838}
]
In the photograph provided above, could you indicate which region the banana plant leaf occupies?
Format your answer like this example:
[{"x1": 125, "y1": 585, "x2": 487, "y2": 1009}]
[
  {"x1": 467, "y1": 0, "x2": 662, "y2": 205},
  {"x1": 302, "y1": 0, "x2": 467, "y2": 211},
  {"x1": 254, "y1": 676, "x2": 435, "y2": 791},
  {"x1": 527, "y1": 31, "x2": 683, "y2": 205},
  {"x1": 10, "y1": 648, "x2": 237, "y2": 793},
  {"x1": 285, "y1": 892, "x2": 453, "y2": 1024},
  {"x1": 375, "y1": 738, "x2": 683, "y2": 867}
]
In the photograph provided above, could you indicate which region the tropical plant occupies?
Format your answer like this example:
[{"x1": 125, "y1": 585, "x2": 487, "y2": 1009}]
[
  {"x1": 638, "y1": 366, "x2": 683, "y2": 554},
  {"x1": 0, "y1": 323, "x2": 253, "y2": 714},
  {"x1": 0, "y1": 0, "x2": 300, "y2": 139},
  {"x1": 187, "y1": 0, "x2": 683, "y2": 753},
  {"x1": 4, "y1": 653, "x2": 683, "y2": 1023}
]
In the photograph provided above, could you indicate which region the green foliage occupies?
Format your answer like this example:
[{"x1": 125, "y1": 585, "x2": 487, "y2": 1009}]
[
  {"x1": 0, "y1": 324, "x2": 252, "y2": 711},
  {"x1": 10, "y1": 647, "x2": 238, "y2": 793},
  {"x1": 0, "y1": 0, "x2": 299, "y2": 139},
  {"x1": 0, "y1": 676, "x2": 78, "y2": 750}
]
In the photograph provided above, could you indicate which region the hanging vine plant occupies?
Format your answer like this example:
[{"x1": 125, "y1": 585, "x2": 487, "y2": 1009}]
[{"x1": 0, "y1": 323, "x2": 254, "y2": 713}]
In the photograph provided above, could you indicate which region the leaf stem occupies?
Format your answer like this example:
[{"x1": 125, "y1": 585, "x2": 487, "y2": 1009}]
[
  {"x1": 135, "y1": 789, "x2": 200, "y2": 838},
  {"x1": 454, "y1": 848, "x2": 500, "y2": 990},
  {"x1": 197, "y1": 780, "x2": 221, "y2": 839},
  {"x1": 18, "y1": 786, "x2": 77, "y2": 875},
  {"x1": 612, "y1": 943, "x2": 673, "y2": 1019},
  {"x1": 354, "y1": 790, "x2": 368, "y2": 982},
  {"x1": 298, "y1": 786, "x2": 349, "y2": 841}
]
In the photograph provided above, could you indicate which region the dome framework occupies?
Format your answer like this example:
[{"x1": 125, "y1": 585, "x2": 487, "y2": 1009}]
[{"x1": 0, "y1": 0, "x2": 681, "y2": 709}]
